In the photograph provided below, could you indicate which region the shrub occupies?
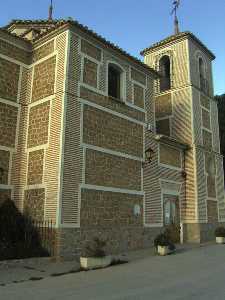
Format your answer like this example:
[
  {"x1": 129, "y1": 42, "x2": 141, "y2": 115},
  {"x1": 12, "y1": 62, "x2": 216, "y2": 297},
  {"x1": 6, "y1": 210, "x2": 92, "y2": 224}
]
[
  {"x1": 215, "y1": 226, "x2": 225, "y2": 237},
  {"x1": 154, "y1": 232, "x2": 175, "y2": 251},
  {"x1": 0, "y1": 199, "x2": 49, "y2": 260},
  {"x1": 81, "y1": 237, "x2": 107, "y2": 258}
]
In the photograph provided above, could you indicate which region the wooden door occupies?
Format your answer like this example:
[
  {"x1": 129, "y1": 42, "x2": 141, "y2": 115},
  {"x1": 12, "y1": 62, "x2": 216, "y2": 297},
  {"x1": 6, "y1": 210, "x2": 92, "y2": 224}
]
[{"x1": 163, "y1": 194, "x2": 180, "y2": 243}]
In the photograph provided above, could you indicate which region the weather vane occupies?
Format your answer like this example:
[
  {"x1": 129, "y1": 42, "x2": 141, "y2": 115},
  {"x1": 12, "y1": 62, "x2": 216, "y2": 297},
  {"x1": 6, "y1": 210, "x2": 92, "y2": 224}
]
[{"x1": 171, "y1": 0, "x2": 180, "y2": 35}]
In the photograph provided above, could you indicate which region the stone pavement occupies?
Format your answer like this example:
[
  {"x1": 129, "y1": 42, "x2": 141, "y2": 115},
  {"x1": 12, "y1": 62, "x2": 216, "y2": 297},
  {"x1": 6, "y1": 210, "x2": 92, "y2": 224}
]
[
  {"x1": 1, "y1": 243, "x2": 225, "y2": 300},
  {"x1": 0, "y1": 257, "x2": 80, "y2": 286}
]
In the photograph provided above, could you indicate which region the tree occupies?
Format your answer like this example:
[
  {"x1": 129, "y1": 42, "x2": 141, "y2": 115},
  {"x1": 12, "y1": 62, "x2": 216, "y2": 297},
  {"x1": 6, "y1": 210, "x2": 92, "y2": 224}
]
[{"x1": 216, "y1": 94, "x2": 225, "y2": 180}]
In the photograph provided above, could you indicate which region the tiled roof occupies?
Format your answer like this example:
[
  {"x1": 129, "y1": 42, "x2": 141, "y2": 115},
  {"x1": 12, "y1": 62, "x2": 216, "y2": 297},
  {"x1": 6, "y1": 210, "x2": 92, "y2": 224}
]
[
  {"x1": 0, "y1": 27, "x2": 31, "y2": 44},
  {"x1": 140, "y1": 31, "x2": 215, "y2": 60},
  {"x1": 5, "y1": 19, "x2": 160, "y2": 77}
]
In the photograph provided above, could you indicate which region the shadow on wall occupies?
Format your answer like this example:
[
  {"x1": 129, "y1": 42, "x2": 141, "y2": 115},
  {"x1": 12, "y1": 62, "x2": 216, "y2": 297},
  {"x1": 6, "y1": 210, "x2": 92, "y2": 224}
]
[{"x1": 0, "y1": 198, "x2": 49, "y2": 261}]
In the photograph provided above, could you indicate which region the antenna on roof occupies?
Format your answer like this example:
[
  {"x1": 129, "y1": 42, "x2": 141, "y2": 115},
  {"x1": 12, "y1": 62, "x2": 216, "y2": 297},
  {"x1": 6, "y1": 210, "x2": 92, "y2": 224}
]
[
  {"x1": 171, "y1": 0, "x2": 180, "y2": 35},
  {"x1": 48, "y1": 0, "x2": 53, "y2": 21}
]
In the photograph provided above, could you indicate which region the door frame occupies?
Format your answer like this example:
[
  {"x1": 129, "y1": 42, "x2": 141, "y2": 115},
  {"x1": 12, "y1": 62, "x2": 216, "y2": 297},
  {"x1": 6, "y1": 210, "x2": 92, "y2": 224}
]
[{"x1": 160, "y1": 180, "x2": 182, "y2": 242}]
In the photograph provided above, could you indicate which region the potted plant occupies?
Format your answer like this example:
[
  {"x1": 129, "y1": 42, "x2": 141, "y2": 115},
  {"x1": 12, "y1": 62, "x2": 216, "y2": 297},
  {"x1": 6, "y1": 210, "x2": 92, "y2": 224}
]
[
  {"x1": 215, "y1": 226, "x2": 225, "y2": 244},
  {"x1": 80, "y1": 237, "x2": 112, "y2": 270},
  {"x1": 154, "y1": 232, "x2": 176, "y2": 256}
]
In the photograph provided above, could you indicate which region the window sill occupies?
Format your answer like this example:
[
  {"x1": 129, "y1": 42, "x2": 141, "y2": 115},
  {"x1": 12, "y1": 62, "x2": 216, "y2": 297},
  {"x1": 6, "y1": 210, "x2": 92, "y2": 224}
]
[{"x1": 108, "y1": 96, "x2": 125, "y2": 104}]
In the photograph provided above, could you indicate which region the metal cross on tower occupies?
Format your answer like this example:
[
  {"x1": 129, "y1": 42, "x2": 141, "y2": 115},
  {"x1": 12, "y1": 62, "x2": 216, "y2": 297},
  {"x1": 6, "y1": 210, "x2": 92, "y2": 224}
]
[
  {"x1": 49, "y1": 0, "x2": 53, "y2": 21},
  {"x1": 171, "y1": 0, "x2": 180, "y2": 35}
]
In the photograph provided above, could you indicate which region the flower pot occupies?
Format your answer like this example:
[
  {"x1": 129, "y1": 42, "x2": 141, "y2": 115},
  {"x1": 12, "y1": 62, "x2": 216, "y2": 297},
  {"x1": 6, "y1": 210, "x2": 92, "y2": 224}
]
[
  {"x1": 157, "y1": 245, "x2": 174, "y2": 256},
  {"x1": 216, "y1": 237, "x2": 225, "y2": 244},
  {"x1": 80, "y1": 256, "x2": 112, "y2": 270}
]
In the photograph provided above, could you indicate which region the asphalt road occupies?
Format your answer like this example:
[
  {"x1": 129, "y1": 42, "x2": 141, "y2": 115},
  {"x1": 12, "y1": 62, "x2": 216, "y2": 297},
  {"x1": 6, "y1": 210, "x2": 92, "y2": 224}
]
[{"x1": 1, "y1": 244, "x2": 225, "y2": 300}]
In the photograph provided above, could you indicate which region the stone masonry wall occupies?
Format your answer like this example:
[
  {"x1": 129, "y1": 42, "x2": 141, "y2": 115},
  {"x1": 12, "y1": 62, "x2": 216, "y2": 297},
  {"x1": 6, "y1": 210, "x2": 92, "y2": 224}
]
[
  {"x1": 0, "y1": 102, "x2": 18, "y2": 148},
  {"x1": 0, "y1": 189, "x2": 12, "y2": 205},
  {"x1": 155, "y1": 93, "x2": 172, "y2": 118},
  {"x1": 85, "y1": 149, "x2": 142, "y2": 190},
  {"x1": 81, "y1": 39, "x2": 102, "y2": 61},
  {"x1": 159, "y1": 144, "x2": 182, "y2": 169},
  {"x1": 83, "y1": 58, "x2": 98, "y2": 88},
  {"x1": 0, "y1": 57, "x2": 20, "y2": 102},
  {"x1": 83, "y1": 105, "x2": 143, "y2": 157},
  {"x1": 32, "y1": 56, "x2": 56, "y2": 102},
  {"x1": 0, "y1": 38, "x2": 31, "y2": 64},
  {"x1": 24, "y1": 189, "x2": 45, "y2": 221},
  {"x1": 0, "y1": 150, "x2": 10, "y2": 185},
  {"x1": 32, "y1": 40, "x2": 54, "y2": 63},
  {"x1": 56, "y1": 226, "x2": 161, "y2": 258},
  {"x1": 131, "y1": 68, "x2": 146, "y2": 85},
  {"x1": 27, "y1": 149, "x2": 44, "y2": 185},
  {"x1": 133, "y1": 84, "x2": 144, "y2": 108},
  {"x1": 27, "y1": 101, "x2": 50, "y2": 148},
  {"x1": 80, "y1": 189, "x2": 143, "y2": 227},
  {"x1": 80, "y1": 86, "x2": 145, "y2": 122}
]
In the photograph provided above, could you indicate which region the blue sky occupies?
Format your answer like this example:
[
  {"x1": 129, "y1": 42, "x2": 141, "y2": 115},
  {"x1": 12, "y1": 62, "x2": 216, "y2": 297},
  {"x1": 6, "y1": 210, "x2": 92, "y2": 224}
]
[{"x1": 1, "y1": 0, "x2": 224, "y2": 95}]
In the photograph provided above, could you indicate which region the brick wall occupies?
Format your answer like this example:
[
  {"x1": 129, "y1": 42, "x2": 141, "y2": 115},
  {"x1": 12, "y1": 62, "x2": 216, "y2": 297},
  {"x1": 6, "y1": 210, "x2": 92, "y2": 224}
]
[
  {"x1": 202, "y1": 129, "x2": 212, "y2": 149},
  {"x1": 155, "y1": 93, "x2": 172, "y2": 118},
  {"x1": 159, "y1": 144, "x2": 181, "y2": 169},
  {"x1": 133, "y1": 84, "x2": 144, "y2": 108},
  {"x1": 156, "y1": 118, "x2": 170, "y2": 136}
]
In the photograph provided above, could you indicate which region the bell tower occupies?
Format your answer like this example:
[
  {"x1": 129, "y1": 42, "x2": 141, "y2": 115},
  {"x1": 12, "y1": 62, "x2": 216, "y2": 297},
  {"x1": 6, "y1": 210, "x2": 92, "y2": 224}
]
[{"x1": 141, "y1": 31, "x2": 225, "y2": 242}]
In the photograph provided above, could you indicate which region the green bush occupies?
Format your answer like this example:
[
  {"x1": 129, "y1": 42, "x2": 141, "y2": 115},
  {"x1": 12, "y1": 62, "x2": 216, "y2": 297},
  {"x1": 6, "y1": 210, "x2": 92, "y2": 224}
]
[
  {"x1": 0, "y1": 199, "x2": 49, "y2": 260},
  {"x1": 154, "y1": 232, "x2": 175, "y2": 251},
  {"x1": 215, "y1": 226, "x2": 225, "y2": 237},
  {"x1": 81, "y1": 237, "x2": 107, "y2": 258}
]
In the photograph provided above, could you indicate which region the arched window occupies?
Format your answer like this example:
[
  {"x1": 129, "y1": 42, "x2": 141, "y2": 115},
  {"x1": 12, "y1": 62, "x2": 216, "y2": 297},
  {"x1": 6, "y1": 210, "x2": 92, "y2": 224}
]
[
  {"x1": 159, "y1": 56, "x2": 171, "y2": 92},
  {"x1": 199, "y1": 57, "x2": 204, "y2": 79},
  {"x1": 199, "y1": 57, "x2": 206, "y2": 92},
  {"x1": 108, "y1": 63, "x2": 123, "y2": 99}
]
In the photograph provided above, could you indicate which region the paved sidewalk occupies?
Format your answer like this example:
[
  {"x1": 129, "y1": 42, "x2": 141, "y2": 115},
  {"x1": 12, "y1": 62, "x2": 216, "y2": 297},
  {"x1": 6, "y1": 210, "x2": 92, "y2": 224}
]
[
  {"x1": 0, "y1": 242, "x2": 213, "y2": 287},
  {"x1": 0, "y1": 257, "x2": 80, "y2": 286},
  {"x1": 0, "y1": 243, "x2": 199, "y2": 286},
  {"x1": 0, "y1": 244, "x2": 218, "y2": 292},
  {"x1": 0, "y1": 243, "x2": 223, "y2": 299}
]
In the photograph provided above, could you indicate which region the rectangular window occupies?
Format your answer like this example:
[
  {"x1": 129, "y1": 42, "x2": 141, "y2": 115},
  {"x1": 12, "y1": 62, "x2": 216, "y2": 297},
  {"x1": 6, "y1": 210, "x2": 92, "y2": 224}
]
[
  {"x1": 108, "y1": 67, "x2": 120, "y2": 98},
  {"x1": 156, "y1": 118, "x2": 171, "y2": 136}
]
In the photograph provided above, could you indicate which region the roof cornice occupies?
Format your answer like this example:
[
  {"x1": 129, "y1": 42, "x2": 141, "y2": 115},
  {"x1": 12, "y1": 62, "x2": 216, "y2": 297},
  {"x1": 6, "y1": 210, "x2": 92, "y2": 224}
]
[
  {"x1": 140, "y1": 31, "x2": 215, "y2": 60},
  {"x1": 5, "y1": 19, "x2": 160, "y2": 78}
]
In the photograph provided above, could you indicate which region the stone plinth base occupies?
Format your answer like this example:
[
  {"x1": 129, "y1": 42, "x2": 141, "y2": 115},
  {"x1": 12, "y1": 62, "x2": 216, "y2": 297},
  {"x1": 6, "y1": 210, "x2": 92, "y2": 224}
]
[
  {"x1": 182, "y1": 222, "x2": 225, "y2": 243},
  {"x1": 54, "y1": 226, "x2": 162, "y2": 259}
]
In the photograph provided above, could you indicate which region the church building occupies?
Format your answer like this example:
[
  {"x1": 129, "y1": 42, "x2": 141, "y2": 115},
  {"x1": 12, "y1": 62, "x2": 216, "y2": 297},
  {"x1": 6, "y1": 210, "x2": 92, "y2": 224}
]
[{"x1": 0, "y1": 6, "x2": 224, "y2": 257}]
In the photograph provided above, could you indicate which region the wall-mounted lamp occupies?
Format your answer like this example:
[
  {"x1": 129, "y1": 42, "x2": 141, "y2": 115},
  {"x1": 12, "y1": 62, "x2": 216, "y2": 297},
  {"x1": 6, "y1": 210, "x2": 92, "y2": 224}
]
[{"x1": 143, "y1": 147, "x2": 154, "y2": 166}]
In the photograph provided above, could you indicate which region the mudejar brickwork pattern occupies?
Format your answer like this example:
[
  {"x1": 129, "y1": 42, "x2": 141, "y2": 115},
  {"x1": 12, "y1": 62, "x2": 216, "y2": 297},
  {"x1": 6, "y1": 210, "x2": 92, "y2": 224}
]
[{"x1": 0, "y1": 18, "x2": 224, "y2": 257}]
